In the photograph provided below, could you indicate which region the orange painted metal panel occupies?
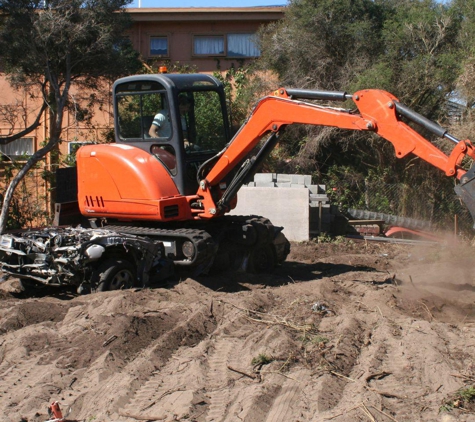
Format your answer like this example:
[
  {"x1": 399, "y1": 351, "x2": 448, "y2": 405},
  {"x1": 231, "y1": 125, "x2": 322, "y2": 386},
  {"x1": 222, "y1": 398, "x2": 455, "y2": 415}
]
[{"x1": 77, "y1": 144, "x2": 193, "y2": 221}]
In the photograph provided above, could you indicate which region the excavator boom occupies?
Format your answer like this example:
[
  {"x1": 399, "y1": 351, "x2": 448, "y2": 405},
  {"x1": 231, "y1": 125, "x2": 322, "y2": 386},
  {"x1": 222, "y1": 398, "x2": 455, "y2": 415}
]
[{"x1": 197, "y1": 88, "x2": 475, "y2": 225}]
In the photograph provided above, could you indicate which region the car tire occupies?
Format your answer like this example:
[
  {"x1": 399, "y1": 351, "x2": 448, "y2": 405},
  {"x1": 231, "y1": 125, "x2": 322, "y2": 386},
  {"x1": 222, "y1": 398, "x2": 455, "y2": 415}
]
[{"x1": 94, "y1": 259, "x2": 137, "y2": 292}]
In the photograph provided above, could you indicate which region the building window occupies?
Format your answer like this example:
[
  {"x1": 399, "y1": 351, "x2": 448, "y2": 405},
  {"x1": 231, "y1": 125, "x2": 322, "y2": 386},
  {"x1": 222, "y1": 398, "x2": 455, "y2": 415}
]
[
  {"x1": 0, "y1": 137, "x2": 34, "y2": 159},
  {"x1": 193, "y1": 34, "x2": 260, "y2": 57},
  {"x1": 150, "y1": 36, "x2": 168, "y2": 56},
  {"x1": 194, "y1": 35, "x2": 225, "y2": 56},
  {"x1": 227, "y1": 34, "x2": 260, "y2": 57}
]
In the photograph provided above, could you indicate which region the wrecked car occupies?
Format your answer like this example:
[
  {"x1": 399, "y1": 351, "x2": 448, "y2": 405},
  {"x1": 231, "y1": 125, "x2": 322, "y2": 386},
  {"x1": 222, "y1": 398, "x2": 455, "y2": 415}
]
[{"x1": 0, "y1": 227, "x2": 173, "y2": 293}]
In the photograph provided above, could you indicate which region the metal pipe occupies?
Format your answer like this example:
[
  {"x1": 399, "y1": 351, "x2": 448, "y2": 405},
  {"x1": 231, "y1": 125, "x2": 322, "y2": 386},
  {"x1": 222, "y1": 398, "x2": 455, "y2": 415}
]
[
  {"x1": 444, "y1": 133, "x2": 460, "y2": 145},
  {"x1": 394, "y1": 101, "x2": 447, "y2": 138},
  {"x1": 285, "y1": 88, "x2": 350, "y2": 102}
]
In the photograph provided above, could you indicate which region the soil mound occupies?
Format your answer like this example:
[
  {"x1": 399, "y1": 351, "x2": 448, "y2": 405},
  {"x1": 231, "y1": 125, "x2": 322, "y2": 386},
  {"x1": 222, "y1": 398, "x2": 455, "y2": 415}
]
[{"x1": 1, "y1": 239, "x2": 475, "y2": 421}]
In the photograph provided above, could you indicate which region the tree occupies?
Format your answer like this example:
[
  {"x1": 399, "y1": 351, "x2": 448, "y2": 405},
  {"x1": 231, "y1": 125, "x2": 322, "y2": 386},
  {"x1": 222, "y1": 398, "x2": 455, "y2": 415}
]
[
  {"x1": 258, "y1": 0, "x2": 387, "y2": 90},
  {"x1": 255, "y1": 0, "x2": 389, "y2": 175},
  {"x1": 447, "y1": 0, "x2": 475, "y2": 141},
  {"x1": 0, "y1": 0, "x2": 141, "y2": 232}
]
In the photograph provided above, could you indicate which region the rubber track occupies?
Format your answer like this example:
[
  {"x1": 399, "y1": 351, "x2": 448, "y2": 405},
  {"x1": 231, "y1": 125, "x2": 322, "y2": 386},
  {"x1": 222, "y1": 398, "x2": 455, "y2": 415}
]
[
  {"x1": 221, "y1": 215, "x2": 276, "y2": 244},
  {"x1": 104, "y1": 225, "x2": 217, "y2": 266},
  {"x1": 105, "y1": 215, "x2": 286, "y2": 270}
]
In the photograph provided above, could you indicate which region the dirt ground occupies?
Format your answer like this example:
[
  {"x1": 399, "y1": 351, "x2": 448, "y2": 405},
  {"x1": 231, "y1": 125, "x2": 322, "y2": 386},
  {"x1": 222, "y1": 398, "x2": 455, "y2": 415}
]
[{"x1": 1, "y1": 237, "x2": 475, "y2": 422}]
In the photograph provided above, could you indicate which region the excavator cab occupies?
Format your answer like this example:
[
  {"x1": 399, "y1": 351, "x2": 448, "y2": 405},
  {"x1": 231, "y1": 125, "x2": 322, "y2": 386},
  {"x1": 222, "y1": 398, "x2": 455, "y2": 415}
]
[{"x1": 113, "y1": 73, "x2": 231, "y2": 196}]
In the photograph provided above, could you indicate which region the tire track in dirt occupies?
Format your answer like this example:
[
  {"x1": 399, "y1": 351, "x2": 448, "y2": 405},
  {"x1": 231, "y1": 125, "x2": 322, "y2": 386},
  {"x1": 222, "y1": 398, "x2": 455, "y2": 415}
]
[
  {"x1": 205, "y1": 337, "x2": 240, "y2": 422},
  {"x1": 119, "y1": 356, "x2": 193, "y2": 419},
  {"x1": 115, "y1": 302, "x2": 217, "y2": 420},
  {"x1": 119, "y1": 296, "x2": 249, "y2": 420},
  {"x1": 0, "y1": 356, "x2": 55, "y2": 421},
  {"x1": 120, "y1": 352, "x2": 205, "y2": 420},
  {"x1": 0, "y1": 357, "x2": 42, "y2": 399},
  {"x1": 359, "y1": 318, "x2": 456, "y2": 421},
  {"x1": 0, "y1": 324, "x2": 70, "y2": 420},
  {"x1": 264, "y1": 370, "x2": 304, "y2": 422}
]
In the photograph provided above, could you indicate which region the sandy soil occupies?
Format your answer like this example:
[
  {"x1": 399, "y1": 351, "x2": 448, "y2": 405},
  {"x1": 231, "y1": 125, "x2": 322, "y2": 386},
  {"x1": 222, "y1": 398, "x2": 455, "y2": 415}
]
[{"x1": 1, "y1": 238, "x2": 475, "y2": 422}]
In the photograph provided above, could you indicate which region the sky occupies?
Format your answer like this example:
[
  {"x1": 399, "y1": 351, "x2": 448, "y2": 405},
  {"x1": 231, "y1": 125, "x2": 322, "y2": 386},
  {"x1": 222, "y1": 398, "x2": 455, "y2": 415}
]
[{"x1": 130, "y1": 0, "x2": 287, "y2": 7}]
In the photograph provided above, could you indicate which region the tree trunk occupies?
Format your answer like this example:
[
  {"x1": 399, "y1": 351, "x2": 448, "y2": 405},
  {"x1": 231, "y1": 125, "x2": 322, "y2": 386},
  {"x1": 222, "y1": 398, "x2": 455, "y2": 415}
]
[{"x1": 0, "y1": 138, "x2": 60, "y2": 234}]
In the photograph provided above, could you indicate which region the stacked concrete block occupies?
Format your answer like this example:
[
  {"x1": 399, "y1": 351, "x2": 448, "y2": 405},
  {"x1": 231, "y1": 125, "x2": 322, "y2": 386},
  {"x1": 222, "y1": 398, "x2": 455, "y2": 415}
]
[{"x1": 229, "y1": 173, "x2": 334, "y2": 241}]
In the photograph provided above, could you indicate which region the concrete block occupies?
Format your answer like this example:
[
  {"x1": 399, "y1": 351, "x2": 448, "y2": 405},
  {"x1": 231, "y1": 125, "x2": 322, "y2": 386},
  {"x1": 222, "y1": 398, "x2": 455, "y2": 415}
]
[
  {"x1": 276, "y1": 182, "x2": 291, "y2": 188},
  {"x1": 291, "y1": 174, "x2": 309, "y2": 185},
  {"x1": 254, "y1": 182, "x2": 276, "y2": 188},
  {"x1": 310, "y1": 203, "x2": 328, "y2": 208},
  {"x1": 230, "y1": 187, "x2": 310, "y2": 241},
  {"x1": 309, "y1": 194, "x2": 329, "y2": 202},
  {"x1": 307, "y1": 184, "x2": 326, "y2": 194},
  {"x1": 254, "y1": 173, "x2": 276, "y2": 183},
  {"x1": 276, "y1": 174, "x2": 292, "y2": 183}
]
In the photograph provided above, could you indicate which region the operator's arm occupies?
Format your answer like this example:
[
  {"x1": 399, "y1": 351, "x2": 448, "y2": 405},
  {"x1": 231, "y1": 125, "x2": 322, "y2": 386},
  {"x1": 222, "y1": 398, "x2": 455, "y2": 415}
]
[{"x1": 149, "y1": 124, "x2": 159, "y2": 138}]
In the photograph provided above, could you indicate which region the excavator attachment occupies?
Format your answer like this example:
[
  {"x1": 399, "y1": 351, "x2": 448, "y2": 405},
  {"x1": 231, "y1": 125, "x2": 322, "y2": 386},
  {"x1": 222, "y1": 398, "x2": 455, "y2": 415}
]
[
  {"x1": 392, "y1": 97, "x2": 475, "y2": 227},
  {"x1": 455, "y1": 165, "x2": 475, "y2": 227}
]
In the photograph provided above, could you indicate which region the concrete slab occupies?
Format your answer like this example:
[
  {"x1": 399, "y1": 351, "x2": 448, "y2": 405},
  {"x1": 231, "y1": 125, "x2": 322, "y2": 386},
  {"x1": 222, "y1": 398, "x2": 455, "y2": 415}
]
[{"x1": 230, "y1": 187, "x2": 310, "y2": 241}]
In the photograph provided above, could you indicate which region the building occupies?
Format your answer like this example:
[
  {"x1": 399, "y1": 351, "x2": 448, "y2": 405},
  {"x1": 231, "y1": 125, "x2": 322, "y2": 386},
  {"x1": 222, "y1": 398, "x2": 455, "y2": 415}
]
[{"x1": 128, "y1": 7, "x2": 284, "y2": 73}]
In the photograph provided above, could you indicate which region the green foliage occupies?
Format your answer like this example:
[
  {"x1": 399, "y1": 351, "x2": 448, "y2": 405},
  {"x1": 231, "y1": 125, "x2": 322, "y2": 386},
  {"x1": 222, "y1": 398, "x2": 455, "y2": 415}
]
[
  {"x1": 440, "y1": 386, "x2": 475, "y2": 412},
  {"x1": 258, "y1": 0, "x2": 386, "y2": 89},
  {"x1": 300, "y1": 333, "x2": 329, "y2": 346},
  {"x1": 213, "y1": 66, "x2": 253, "y2": 130},
  {"x1": 193, "y1": 91, "x2": 227, "y2": 150},
  {"x1": 325, "y1": 165, "x2": 366, "y2": 210},
  {"x1": 315, "y1": 232, "x2": 346, "y2": 244},
  {"x1": 251, "y1": 353, "x2": 274, "y2": 367},
  {"x1": 0, "y1": 0, "x2": 141, "y2": 86}
]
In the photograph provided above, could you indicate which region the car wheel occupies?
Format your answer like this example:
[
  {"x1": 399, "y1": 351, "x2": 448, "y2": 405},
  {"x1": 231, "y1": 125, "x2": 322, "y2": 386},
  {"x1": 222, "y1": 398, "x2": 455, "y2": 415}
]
[{"x1": 94, "y1": 259, "x2": 137, "y2": 292}]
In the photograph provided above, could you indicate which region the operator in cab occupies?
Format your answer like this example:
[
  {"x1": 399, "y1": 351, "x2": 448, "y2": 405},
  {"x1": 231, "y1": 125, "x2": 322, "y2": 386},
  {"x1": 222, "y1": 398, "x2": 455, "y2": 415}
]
[{"x1": 149, "y1": 94, "x2": 191, "y2": 142}]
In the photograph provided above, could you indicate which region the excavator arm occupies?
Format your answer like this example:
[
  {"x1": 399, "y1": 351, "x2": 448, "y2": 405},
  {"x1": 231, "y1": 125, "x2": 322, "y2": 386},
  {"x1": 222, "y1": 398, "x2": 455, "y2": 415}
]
[{"x1": 197, "y1": 88, "x2": 475, "y2": 223}]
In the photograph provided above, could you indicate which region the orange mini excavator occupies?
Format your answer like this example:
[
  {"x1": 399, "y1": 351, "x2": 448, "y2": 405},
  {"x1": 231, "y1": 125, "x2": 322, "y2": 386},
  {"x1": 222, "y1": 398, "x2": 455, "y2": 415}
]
[{"x1": 74, "y1": 72, "x2": 475, "y2": 277}]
